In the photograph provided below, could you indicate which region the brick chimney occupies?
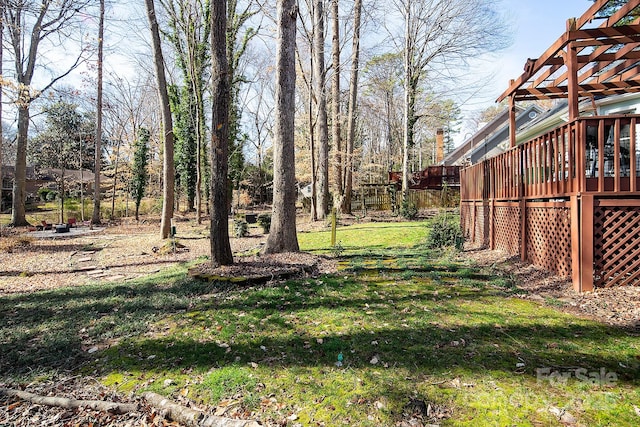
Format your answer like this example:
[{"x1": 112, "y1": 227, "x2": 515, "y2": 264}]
[{"x1": 436, "y1": 128, "x2": 445, "y2": 163}]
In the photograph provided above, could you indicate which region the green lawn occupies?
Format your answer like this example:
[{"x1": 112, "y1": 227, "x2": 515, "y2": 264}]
[{"x1": 1, "y1": 218, "x2": 639, "y2": 426}]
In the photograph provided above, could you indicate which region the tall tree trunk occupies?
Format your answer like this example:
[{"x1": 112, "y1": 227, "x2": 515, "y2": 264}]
[
  {"x1": 110, "y1": 137, "x2": 121, "y2": 219},
  {"x1": 59, "y1": 169, "x2": 65, "y2": 224},
  {"x1": 264, "y1": 0, "x2": 299, "y2": 254},
  {"x1": 331, "y1": 0, "x2": 342, "y2": 198},
  {"x1": 210, "y1": 0, "x2": 233, "y2": 266},
  {"x1": 11, "y1": 103, "x2": 29, "y2": 226},
  {"x1": 308, "y1": 74, "x2": 317, "y2": 222},
  {"x1": 0, "y1": 8, "x2": 3, "y2": 213},
  {"x1": 313, "y1": 0, "x2": 329, "y2": 220},
  {"x1": 4, "y1": 0, "x2": 89, "y2": 226},
  {"x1": 145, "y1": 0, "x2": 175, "y2": 239},
  {"x1": 401, "y1": 3, "x2": 413, "y2": 198},
  {"x1": 341, "y1": 0, "x2": 362, "y2": 214},
  {"x1": 92, "y1": 0, "x2": 104, "y2": 225}
]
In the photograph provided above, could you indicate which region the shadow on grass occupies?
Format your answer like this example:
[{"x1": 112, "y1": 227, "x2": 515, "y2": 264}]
[
  {"x1": 0, "y1": 259, "x2": 185, "y2": 278},
  {"x1": 1, "y1": 253, "x2": 638, "y2": 389},
  {"x1": 99, "y1": 322, "x2": 638, "y2": 384}
]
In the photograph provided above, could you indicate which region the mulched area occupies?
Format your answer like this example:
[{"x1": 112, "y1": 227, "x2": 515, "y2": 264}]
[
  {"x1": 464, "y1": 248, "x2": 640, "y2": 330},
  {"x1": 188, "y1": 252, "x2": 336, "y2": 283}
]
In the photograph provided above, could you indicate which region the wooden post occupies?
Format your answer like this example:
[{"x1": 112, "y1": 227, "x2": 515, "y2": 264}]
[
  {"x1": 566, "y1": 19, "x2": 580, "y2": 121},
  {"x1": 598, "y1": 119, "x2": 605, "y2": 192},
  {"x1": 520, "y1": 198, "x2": 527, "y2": 262},
  {"x1": 614, "y1": 119, "x2": 621, "y2": 192},
  {"x1": 580, "y1": 194, "x2": 594, "y2": 292},
  {"x1": 570, "y1": 195, "x2": 581, "y2": 290},
  {"x1": 471, "y1": 200, "x2": 477, "y2": 245},
  {"x1": 631, "y1": 118, "x2": 637, "y2": 192},
  {"x1": 509, "y1": 90, "x2": 517, "y2": 148},
  {"x1": 489, "y1": 198, "x2": 495, "y2": 250}
]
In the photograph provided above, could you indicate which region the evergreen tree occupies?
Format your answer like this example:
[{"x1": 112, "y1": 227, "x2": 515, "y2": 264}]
[
  {"x1": 131, "y1": 128, "x2": 150, "y2": 221},
  {"x1": 169, "y1": 84, "x2": 198, "y2": 211}
]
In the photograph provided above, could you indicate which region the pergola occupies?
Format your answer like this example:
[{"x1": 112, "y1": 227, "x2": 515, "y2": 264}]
[
  {"x1": 498, "y1": 0, "x2": 640, "y2": 147},
  {"x1": 460, "y1": 0, "x2": 640, "y2": 292}
]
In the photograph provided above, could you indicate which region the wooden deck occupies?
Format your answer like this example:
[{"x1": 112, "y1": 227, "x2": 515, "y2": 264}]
[{"x1": 460, "y1": 116, "x2": 640, "y2": 291}]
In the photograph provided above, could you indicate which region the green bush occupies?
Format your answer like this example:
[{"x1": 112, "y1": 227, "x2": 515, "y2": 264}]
[
  {"x1": 257, "y1": 213, "x2": 271, "y2": 234},
  {"x1": 400, "y1": 199, "x2": 418, "y2": 220},
  {"x1": 426, "y1": 213, "x2": 463, "y2": 249},
  {"x1": 233, "y1": 219, "x2": 248, "y2": 238},
  {"x1": 37, "y1": 187, "x2": 52, "y2": 201}
]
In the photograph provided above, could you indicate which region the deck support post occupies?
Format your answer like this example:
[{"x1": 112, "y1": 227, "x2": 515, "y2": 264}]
[
  {"x1": 520, "y1": 198, "x2": 527, "y2": 262},
  {"x1": 571, "y1": 196, "x2": 580, "y2": 290},
  {"x1": 471, "y1": 200, "x2": 476, "y2": 245},
  {"x1": 489, "y1": 198, "x2": 495, "y2": 250},
  {"x1": 571, "y1": 195, "x2": 594, "y2": 292},
  {"x1": 579, "y1": 194, "x2": 595, "y2": 292}
]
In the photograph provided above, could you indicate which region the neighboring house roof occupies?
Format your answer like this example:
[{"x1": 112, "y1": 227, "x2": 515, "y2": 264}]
[
  {"x1": 1, "y1": 165, "x2": 37, "y2": 180},
  {"x1": 448, "y1": 92, "x2": 640, "y2": 167},
  {"x1": 36, "y1": 168, "x2": 108, "y2": 183},
  {"x1": 516, "y1": 92, "x2": 640, "y2": 144},
  {"x1": 443, "y1": 104, "x2": 544, "y2": 165}
]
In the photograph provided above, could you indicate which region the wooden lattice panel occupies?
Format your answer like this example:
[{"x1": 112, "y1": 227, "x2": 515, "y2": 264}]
[
  {"x1": 494, "y1": 204, "x2": 521, "y2": 256},
  {"x1": 475, "y1": 203, "x2": 490, "y2": 248},
  {"x1": 460, "y1": 202, "x2": 489, "y2": 249},
  {"x1": 526, "y1": 204, "x2": 572, "y2": 277},
  {"x1": 460, "y1": 202, "x2": 473, "y2": 241},
  {"x1": 594, "y1": 204, "x2": 640, "y2": 287}
]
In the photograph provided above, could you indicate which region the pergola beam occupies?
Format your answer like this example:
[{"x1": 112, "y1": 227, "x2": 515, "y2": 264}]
[{"x1": 497, "y1": 0, "x2": 640, "y2": 104}]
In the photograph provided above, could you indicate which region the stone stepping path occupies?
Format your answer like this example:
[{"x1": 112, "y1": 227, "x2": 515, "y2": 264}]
[{"x1": 71, "y1": 251, "x2": 129, "y2": 282}]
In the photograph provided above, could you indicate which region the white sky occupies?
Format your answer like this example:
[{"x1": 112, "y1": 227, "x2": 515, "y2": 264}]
[{"x1": 455, "y1": 0, "x2": 594, "y2": 142}]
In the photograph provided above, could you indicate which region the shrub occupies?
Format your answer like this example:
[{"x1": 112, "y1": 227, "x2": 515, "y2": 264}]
[
  {"x1": 233, "y1": 219, "x2": 248, "y2": 238},
  {"x1": 37, "y1": 187, "x2": 52, "y2": 201},
  {"x1": 426, "y1": 213, "x2": 463, "y2": 250},
  {"x1": 400, "y1": 199, "x2": 418, "y2": 220},
  {"x1": 45, "y1": 190, "x2": 58, "y2": 201},
  {"x1": 257, "y1": 213, "x2": 271, "y2": 234}
]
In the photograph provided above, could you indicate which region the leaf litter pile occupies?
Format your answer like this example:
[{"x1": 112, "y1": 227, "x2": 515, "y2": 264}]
[
  {"x1": 0, "y1": 376, "x2": 262, "y2": 426},
  {"x1": 0, "y1": 376, "x2": 156, "y2": 426}
]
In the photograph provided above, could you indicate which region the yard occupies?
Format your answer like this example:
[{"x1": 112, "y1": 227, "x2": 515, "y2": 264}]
[{"x1": 0, "y1": 213, "x2": 639, "y2": 426}]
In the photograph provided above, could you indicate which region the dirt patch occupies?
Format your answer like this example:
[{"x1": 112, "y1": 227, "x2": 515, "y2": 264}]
[{"x1": 0, "y1": 218, "x2": 262, "y2": 294}]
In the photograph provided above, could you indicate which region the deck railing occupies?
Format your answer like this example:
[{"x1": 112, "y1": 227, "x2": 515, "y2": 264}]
[{"x1": 461, "y1": 115, "x2": 640, "y2": 201}]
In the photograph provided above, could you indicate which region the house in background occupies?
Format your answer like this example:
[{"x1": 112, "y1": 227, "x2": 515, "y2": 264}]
[
  {"x1": 445, "y1": 92, "x2": 640, "y2": 169},
  {"x1": 1, "y1": 165, "x2": 109, "y2": 212},
  {"x1": 1, "y1": 165, "x2": 37, "y2": 212},
  {"x1": 443, "y1": 104, "x2": 544, "y2": 166}
]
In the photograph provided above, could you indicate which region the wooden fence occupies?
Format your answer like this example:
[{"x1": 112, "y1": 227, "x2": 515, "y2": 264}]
[
  {"x1": 460, "y1": 115, "x2": 640, "y2": 291},
  {"x1": 351, "y1": 187, "x2": 459, "y2": 212}
]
